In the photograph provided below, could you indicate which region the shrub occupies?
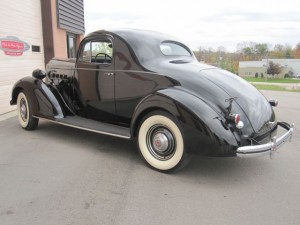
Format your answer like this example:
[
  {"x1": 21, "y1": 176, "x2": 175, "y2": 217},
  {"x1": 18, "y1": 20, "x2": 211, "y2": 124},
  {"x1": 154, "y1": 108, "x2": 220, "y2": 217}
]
[
  {"x1": 260, "y1": 72, "x2": 264, "y2": 78},
  {"x1": 284, "y1": 74, "x2": 290, "y2": 78},
  {"x1": 255, "y1": 72, "x2": 259, "y2": 78}
]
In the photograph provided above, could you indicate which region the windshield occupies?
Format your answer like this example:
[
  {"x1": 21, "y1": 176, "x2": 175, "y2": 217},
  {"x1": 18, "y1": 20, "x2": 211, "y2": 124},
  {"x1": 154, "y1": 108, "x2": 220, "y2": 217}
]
[{"x1": 160, "y1": 41, "x2": 192, "y2": 56}]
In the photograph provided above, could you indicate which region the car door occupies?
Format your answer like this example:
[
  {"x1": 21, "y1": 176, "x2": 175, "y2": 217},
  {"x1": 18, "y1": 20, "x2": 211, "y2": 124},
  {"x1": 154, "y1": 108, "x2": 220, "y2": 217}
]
[{"x1": 76, "y1": 36, "x2": 116, "y2": 123}]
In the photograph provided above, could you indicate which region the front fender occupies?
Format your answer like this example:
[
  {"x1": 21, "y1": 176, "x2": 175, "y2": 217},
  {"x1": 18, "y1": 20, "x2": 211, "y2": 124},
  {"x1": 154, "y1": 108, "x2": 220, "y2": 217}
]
[
  {"x1": 11, "y1": 77, "x2": 64, "y2": 119},
  {"x1": 131, "y1": 87, "x2": 239, "y2": 156}
]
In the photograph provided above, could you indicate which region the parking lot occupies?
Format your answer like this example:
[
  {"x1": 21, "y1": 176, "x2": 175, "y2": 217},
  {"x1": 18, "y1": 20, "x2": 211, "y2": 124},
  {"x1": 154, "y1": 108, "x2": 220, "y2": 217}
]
[{"x1": 0, "y1": 90, "x2": 299, "y2": 225}]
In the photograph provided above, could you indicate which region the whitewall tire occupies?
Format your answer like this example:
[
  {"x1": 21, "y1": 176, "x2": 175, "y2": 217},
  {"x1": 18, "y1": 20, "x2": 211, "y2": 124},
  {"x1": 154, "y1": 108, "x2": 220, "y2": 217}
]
[
  {"x1": 17, "y1": 92, "x2": 38, "y2": 130},
  {"x1": 138, "y1": 112, "x2": 185, "y2": 171}
]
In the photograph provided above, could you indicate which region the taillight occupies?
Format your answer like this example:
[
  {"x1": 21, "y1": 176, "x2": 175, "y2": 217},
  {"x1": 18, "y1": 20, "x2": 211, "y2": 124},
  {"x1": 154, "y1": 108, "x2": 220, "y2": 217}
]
[
  {"x1": 234, "y1": 114, "x2": 240, "y2": 124},
  {"x1": 269, "y1": 100, "x2": 278, "y2": 107},
  {"x1": 226, "y1": 113, "x2": 240, "y2": 125}
]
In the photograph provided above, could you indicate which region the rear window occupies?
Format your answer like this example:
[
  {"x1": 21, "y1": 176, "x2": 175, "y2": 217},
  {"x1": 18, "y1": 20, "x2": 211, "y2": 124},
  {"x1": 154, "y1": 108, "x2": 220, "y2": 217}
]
[{"x1": 160, "y1": 41, "x2": 192, "y2": 56}]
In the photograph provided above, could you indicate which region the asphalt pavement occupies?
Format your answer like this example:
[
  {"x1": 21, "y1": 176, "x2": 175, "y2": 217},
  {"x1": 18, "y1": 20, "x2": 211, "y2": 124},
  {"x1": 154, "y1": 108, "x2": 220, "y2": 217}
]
[{"x1": 0, "y1": 90, "x2": 299, "y2": 225}]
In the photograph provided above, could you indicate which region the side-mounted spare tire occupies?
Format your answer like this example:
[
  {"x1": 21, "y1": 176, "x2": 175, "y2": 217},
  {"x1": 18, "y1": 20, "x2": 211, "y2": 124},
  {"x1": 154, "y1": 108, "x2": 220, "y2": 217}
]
[
  {"x1": 17, "y1": 91, "x2": 39, "y2": 130},
  {"x1": 137, "y1": 111, "x2": 187, "y2": 172}
]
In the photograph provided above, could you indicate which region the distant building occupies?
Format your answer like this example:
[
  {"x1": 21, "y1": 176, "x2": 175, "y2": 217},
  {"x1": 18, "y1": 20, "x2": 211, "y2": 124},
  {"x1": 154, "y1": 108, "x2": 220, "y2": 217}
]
[
  {"x1": 0, "y1": 0, "x2": 85, "y2": 115},
  {"x1": 239, "y1": 59, "x2": 300, "y2": 78}
]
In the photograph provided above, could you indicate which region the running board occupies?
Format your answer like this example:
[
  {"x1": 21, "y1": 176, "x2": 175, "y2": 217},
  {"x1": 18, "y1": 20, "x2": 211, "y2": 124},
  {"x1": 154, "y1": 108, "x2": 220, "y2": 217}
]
[{"x1": 35, "y1": 116, "x2": 131, "y2": 139}]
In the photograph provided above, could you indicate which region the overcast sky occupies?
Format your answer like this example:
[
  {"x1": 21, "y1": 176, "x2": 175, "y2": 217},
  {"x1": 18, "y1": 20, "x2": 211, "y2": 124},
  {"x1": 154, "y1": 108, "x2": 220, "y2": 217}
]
[{"x1": 84, "y1": 0, "x2": 300, "y2": 52}]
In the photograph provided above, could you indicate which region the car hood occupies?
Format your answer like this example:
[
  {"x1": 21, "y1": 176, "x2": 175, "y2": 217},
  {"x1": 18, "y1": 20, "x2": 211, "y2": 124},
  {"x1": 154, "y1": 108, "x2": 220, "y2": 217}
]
[{"x1": 146, "y1": 60, "x2": 275, "y2": 135}]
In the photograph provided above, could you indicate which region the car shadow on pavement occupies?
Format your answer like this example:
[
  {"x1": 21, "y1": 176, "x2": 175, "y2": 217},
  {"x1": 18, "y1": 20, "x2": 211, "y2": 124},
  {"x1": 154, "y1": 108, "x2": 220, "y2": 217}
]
[
  {"x1": 37, "y1": 120, "x2": 139, "y2": 155},
  {"x1": 32, "y1": 120, "x2": 272, "y2": 181},
  {"x1": 178, "y1": 155, "x2": 274, "y2": 185}
]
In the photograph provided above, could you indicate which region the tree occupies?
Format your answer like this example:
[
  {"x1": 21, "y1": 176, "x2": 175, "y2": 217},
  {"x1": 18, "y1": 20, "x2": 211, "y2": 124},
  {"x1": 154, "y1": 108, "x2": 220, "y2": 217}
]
[
  {"x1": 92, "y1": 42, "x2": 112, "y2": 56},
  {"x1": 193, "y1": 41, "x2": 300, "y2": 76},
  {"x1": 254, "y1": 43, "x2": 268, "y2": 55},
  {"x1": 288, "y1": 70, "x2": 294, "y2": 77},
  {"x1": 284, "y1": 44, "x2": 292, "y2": 58},
  {"x1": 294, "y1": 42, "x2": 300, "y2": 58},
  {"x1": 242, "y1": 47, "x2": 253, "y2": 55},
  {"x1": 236, "y1": 42, "x2": 269, "y2": 61},
  {"x1": 237, "y1": 42, "x2": 256, "y2": 55},
  {"x1": 271, "y1": 44, "x2": 293, "y2": 59},
  {"x1": 267, "y1": 61, "x2": 282, "y2": 77},
  {"x1": 272, "y1": 44, "x2": 285, "y2": 58},
  {"x1": 217, "y1": 46, "x2": 226, "y2": 53}
]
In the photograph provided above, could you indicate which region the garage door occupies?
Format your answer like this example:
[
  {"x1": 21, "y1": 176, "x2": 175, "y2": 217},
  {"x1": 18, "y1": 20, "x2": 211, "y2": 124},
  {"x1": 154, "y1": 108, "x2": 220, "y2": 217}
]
[{"x1": 0, "y1": 0, "x2": 45, "y2": 115}]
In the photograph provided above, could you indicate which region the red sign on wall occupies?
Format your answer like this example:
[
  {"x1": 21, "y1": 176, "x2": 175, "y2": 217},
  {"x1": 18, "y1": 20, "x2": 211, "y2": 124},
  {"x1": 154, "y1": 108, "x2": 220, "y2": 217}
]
[{"x1": 0, "y1": 36, "x2": 30, "y2": 56}]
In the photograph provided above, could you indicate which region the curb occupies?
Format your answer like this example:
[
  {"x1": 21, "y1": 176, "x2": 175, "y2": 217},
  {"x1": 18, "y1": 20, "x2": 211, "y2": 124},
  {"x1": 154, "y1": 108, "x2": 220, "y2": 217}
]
[
  {"x1": 0, "y1": 110, "x2": 16, "y2": 122},
  {"x1": 251, "y1": 82, "x2": 300, "y2": 90}
]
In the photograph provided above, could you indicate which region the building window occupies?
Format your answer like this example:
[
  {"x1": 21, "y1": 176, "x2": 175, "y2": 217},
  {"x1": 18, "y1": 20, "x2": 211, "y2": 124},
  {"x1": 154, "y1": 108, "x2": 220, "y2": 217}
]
[{"x1": 67, "y1": 33, "x2": 77, "y2": 58}]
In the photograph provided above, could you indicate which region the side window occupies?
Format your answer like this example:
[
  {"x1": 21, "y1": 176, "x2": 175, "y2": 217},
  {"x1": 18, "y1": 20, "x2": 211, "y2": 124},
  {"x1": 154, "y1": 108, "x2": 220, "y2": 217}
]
[
  {"x1": 79, "y1": 41, "x2": 91, "y2": 62},
  {"x1": 91, "y1": 40, "x2": 113, "y2": 64},
  {"x1": 160, "y1": 41, "x2": 192, "y2": 56}
]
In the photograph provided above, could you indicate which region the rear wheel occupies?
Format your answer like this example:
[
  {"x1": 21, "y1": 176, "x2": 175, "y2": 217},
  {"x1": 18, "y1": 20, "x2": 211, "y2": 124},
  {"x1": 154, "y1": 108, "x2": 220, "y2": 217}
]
[
  {"x1": 17, "y1": 92, "x2": 39, "y2": 130},
  {"x1": 138, "y1": 111, "x2": 185, "y2": 172}
]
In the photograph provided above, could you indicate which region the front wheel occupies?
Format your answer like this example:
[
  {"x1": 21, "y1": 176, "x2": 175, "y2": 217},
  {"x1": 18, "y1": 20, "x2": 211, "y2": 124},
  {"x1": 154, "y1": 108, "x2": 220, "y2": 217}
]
[
  {"x1": 137, "y1": 111, "x2": 185, "y2": 172},
  {"x1": 17, "y1": 91, "x2": 39, "y2": 130}
]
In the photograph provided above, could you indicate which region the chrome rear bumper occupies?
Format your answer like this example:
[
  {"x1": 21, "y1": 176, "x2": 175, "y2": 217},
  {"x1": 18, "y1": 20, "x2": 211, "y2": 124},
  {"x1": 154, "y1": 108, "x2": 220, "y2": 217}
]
[{"x1": 236, "y1": 122, "x2": 294, "y2": 158}]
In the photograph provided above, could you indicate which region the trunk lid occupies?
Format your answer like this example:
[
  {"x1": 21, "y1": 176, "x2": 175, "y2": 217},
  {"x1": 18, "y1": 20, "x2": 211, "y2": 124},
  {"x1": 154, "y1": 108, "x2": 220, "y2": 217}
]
[{"x1": 200, "y1": 68, "x2": 275, "y2": 133}]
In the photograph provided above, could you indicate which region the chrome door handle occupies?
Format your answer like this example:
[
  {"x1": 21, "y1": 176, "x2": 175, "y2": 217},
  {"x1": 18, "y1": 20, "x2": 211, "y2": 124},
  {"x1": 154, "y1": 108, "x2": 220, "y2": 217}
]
[{"x1": 104, "y1": 72, "x2": 115, "y2": 76}]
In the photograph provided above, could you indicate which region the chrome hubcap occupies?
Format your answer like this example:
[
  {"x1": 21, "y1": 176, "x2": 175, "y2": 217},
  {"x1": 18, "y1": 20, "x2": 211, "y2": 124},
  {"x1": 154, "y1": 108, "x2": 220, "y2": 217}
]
[
  {"x1": 20, "y1": 99, "x2": 27, "y2": 122},
  {"x1": 152, "y1": 133, "x2": 169, "y2": 153},
  {"x1": 146, "y1": 125, "x2": 176, "y2": 160}
]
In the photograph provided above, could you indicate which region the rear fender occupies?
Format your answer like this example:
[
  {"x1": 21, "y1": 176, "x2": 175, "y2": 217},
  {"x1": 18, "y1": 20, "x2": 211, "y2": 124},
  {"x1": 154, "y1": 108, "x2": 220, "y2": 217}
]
[
  {"x1": 11, "y1": 77, "x2": 65, "y2": 119},
  {"x1": 131, "y1": 87, "x2": 239, "y2": 156}
]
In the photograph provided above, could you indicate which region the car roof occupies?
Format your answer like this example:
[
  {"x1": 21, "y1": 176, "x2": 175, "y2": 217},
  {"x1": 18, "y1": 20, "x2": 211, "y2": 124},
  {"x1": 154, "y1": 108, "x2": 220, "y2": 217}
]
[
  {"x1": 85, "y1": 29, "x2": 196, "y2": 70},
  {"x1": 86, "y1": 29, "x2": 179, "y2": 43}
]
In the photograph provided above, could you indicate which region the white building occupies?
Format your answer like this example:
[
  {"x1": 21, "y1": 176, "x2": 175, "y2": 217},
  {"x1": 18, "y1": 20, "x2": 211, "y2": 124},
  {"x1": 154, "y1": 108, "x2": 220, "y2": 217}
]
[{"x1": 239, "y1": 59, "x2": 300, "y2": 77}]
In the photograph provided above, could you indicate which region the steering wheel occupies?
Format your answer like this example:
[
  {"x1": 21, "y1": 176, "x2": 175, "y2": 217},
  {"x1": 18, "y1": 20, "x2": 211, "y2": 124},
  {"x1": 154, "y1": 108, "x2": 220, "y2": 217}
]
[{"x1": 95, "y1": 53, "x2": 112, "y2": 63}]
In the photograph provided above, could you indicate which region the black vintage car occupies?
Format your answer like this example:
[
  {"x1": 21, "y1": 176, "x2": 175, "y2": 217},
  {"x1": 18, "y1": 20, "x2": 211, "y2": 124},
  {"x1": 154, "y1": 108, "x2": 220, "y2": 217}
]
[{"x1": 10, "y1": 29, "x2": 294, "y2": 171}]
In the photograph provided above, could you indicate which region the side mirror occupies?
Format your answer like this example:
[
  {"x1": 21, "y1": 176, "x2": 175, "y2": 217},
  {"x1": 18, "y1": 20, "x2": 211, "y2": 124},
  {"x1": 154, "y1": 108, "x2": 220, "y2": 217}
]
[{"x1": 32, "y1": 69, "x2": 46, "y2": 80}]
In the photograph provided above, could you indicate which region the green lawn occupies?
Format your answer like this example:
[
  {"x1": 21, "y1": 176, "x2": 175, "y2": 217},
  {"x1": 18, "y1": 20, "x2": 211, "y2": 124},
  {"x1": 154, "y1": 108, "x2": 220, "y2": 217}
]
[
  {"x1": 244, "y1": 77, "x2": 300, "y2": 83},
  {"x1": 253, "y1": 84, "x2": 300, "y2": 92}
]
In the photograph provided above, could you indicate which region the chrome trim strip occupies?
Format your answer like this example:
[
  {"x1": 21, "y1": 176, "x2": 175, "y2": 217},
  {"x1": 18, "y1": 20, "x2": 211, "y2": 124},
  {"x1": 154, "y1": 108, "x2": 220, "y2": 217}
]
[
  {"x1": 48, "y1": 67, "x2": 159, "y2": 75},
  {"x1": 33, "y1": 116, "x2": 131, "y2": 139},
  {"x1": 236, "y1": 122, "x2": 294, "y2": 158}
]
